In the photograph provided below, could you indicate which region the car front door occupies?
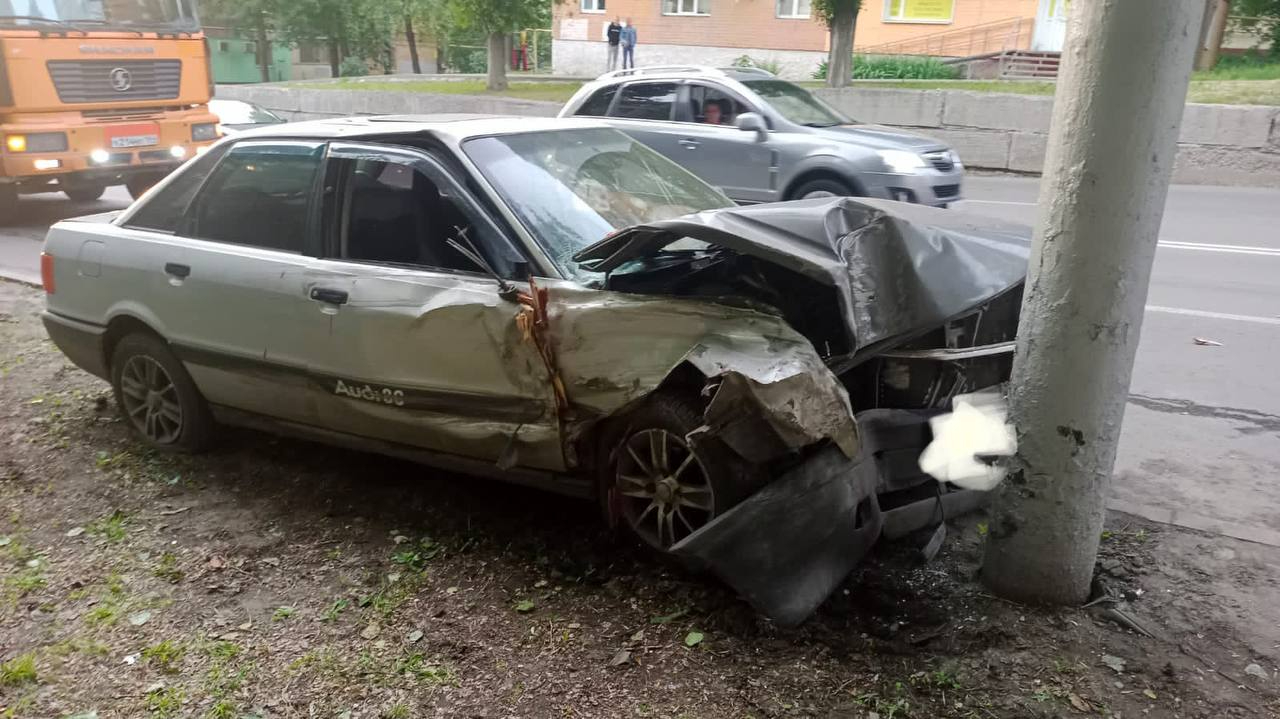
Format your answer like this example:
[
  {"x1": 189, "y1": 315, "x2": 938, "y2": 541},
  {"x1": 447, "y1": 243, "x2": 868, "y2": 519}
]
[
  {"x1": 667, "y1": 82, "x2": 778, "y2": 203},
  {"x1": 290, "y1": 142, "x2": 565, "y2": 471}
]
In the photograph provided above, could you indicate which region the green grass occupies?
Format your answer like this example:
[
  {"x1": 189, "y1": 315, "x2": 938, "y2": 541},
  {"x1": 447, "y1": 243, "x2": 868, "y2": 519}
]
[
  {"x1": 0, "y1": 652, "x2": 38, "y2": 686},
  {"x1": 142, "y1": 640, "x2": 186, "y2": 673},
  {"x1": 87, "y1": 510, "x2": 129, "y2": 543},
  {"x1": 145, "y1": 686, "x2": 184, "y2": 717},
  {"x1": 311, "y1": 78, "x2": 583, "y2": 103}
]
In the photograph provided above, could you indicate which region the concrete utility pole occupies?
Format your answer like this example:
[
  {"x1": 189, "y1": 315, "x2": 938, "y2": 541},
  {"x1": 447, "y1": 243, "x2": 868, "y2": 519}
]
[{"x1": 981, "y1": 0, "x2": 1200, "y2": 604}]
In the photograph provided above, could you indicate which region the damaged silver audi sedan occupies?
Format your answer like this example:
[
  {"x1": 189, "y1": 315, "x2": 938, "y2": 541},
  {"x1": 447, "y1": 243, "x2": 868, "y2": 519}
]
[{"x1": 41, "y1": 116, "x2": 1030, "y2": 625}]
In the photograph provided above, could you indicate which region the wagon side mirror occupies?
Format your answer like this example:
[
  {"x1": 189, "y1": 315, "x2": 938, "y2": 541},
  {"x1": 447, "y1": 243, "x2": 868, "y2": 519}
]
[{"x1": 735, "y1": 112, "x2": 768, "y2": 142}]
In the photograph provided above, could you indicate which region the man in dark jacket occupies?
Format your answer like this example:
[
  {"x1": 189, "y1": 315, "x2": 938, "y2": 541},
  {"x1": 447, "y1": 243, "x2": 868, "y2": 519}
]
[{"x1": 606, "y1": 18, "x2": 622, "y2": 72}]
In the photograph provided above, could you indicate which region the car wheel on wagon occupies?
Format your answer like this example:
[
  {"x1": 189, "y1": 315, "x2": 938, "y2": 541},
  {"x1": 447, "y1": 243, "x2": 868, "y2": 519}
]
[
  {"x1": 125, "y1": 173, "x2": 165, "y2": 201},
  {"x1": 63, "y1": 183, "x2": 107, "y2": 202},
  {"x1": 110, "y1": 333, "x2": 215, "y2": 452},
  {"x1": 791, "y1": 177, "x2": 855, "y2": 200},
  {"x1": 607, "y1": 393, "x2": 758, "y2": 552}
]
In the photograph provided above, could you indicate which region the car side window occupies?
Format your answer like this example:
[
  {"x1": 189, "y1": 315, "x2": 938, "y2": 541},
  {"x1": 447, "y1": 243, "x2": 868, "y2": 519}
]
[
  {"x1": 576, "y1": 85, "x2": 618, "y2": 117},
  {"x1": 612, "y1": 82, "x2": 678, "y2": 121},
  {"x1": 685, "y1": 84, "x2": 748, "y2": 126},
  {"x1": 123, "y1": 145, "x2": 228, "y2": 233},
  {"x1": 185, "y1": 142, "x2": 324, "y2": 252},
  {"x1": 328, "y1": 155, "x2": 522, "y2": 278}
]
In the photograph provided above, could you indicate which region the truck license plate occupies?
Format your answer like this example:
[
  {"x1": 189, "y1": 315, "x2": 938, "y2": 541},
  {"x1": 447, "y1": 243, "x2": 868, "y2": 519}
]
[{"x1": 110, "y1": 134, "x2": 158, "y2": 148}]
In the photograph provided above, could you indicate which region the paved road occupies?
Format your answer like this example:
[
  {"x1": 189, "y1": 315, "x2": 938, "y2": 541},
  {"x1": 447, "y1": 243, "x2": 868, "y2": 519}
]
[
  {"x1": 2, "y1": 178, "x2": 1277, "y2": 546},
  {"x1": 957, "y1": 177, "x2": 1280, "y2": 547}
]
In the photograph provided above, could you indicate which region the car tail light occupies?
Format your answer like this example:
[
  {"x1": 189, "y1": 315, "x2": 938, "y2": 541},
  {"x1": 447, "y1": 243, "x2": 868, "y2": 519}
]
[{"x1": 40, "y1": 252, "x2": 54, "y2": 294}]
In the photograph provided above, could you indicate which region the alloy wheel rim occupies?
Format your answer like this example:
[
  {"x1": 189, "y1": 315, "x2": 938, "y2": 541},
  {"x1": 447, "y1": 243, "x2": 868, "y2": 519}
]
[
  {"x1": 119, "y1": 355, "x2": 183, "y2": 444},
  {"x1": 616, "y1": 428, "x2": 714, "y2": 550}
]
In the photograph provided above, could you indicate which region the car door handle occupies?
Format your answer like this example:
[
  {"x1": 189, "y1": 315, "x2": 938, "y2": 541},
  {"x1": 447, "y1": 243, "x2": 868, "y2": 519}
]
[
  {"x1": 163, "y1": 262, "x2": 190, "y2": 278},
  {"x1": 309, "y1": 287, "x2": 349, "y2": 305},
  {"x1": 678, "y1": 138, "x2": 700, "y2": 150}
]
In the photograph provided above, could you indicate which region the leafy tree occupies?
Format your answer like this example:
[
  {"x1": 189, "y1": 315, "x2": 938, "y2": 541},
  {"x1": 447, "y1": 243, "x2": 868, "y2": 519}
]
[
  {"x1": 813, "y1": 0, "x2": 863, "y2": 87},
  {"x1": 201, "y1": 0, "x2": 283, "y2": 82},
  {"x1": 403, "y1": 0, "x2": 450, "y2": 73},
  {"x1": 272, "y1": 0, "x2": 398, "y2": 77},
  {"x1": 1232, "y1": 0, "x2": 1280, "y2": 57},
  {"x1": 446, "y1": 0, "x2": 547, "y2": 90}
]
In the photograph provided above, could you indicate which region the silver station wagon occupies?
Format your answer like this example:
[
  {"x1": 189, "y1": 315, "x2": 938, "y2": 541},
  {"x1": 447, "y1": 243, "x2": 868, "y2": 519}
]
[
  {"x1": 559, "y1": 66, "x2": 965, "y2": 207},
  {"x1": 41, "y1": 116, "x2": 1030, "y2": 625}
]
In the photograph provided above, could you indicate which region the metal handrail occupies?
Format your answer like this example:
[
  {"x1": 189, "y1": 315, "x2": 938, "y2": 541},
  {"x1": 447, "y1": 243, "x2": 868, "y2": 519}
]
[{"x1": 858, "y1": 16, "x2": 1031, "y2": 57}]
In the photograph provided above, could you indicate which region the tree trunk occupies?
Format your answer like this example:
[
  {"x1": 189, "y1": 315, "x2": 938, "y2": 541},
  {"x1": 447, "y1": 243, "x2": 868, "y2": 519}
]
[
  {"x1": 255, "y1": 13, "x2": 271, "y2": 83},
  {"x1": 406, "y1": 14, "x2": 422, "y2": 74},
  {"x1": 328, "y1": 40, "x2": 341, "y2": 78},
  {"x1": 980, "y1": 0, "x2": 1200, "y2": 604},
  {"x1": 486, "y1": 31, "x2": 508, "y2": 91},
  {"x1": 1195, "y1": 0, "x2": 1231, "y2": 70},
  {"x1": 437, "y1": 39, "x2": 447, "y2": 74},
  {"x1": 826, "y1": 7, "x2": 856, "y2": 88}
]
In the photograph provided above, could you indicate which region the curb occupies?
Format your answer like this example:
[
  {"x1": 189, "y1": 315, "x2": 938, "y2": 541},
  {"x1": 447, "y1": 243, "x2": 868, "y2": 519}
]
[{"x1": 0, "y1": 268, "x2": 40, "y2": 287}]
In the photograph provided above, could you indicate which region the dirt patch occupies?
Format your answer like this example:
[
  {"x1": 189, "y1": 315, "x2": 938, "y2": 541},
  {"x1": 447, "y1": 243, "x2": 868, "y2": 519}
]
[{"x1": 2, "y1": 279, "x2": 1277, "y2": 718}]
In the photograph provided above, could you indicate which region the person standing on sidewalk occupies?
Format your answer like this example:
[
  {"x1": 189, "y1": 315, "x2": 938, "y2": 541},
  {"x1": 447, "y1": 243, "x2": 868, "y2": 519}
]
[
  {"x1": 620, "y1": 18, "x2": 637, "y2": 69},
  {"x1": 605, "y1": 18, "x2": 622, "y2": 72}
]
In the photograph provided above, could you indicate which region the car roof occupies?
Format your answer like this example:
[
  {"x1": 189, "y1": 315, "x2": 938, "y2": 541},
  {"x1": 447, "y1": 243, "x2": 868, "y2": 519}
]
[
  {"x1": 592, "y1": 65, "x2": 776, "y2": 85},
  {"x1": 226, "y1": 114, "x2": 613, "y2": 142}
]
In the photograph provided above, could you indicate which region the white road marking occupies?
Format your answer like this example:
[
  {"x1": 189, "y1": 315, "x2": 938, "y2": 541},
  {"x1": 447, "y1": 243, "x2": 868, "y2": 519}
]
[
  {"x1": 1157, "y1": 240, "x2": 1280, "y2": 257},
  {"x1": 1146, "y1": 305, "x2": 1280, "y2": 327}
]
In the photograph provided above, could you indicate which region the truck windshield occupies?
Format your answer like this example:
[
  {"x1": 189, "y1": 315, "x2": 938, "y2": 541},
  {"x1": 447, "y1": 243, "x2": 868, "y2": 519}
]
[{"x1": 0, "y1": 0, "x2": 199, "y2": 31}]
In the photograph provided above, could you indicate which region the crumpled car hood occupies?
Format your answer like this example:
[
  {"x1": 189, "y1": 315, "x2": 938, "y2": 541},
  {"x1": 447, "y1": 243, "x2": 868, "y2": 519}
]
[{"x1": 573, "y1": 197, "x2": 1031, "y2": 357}]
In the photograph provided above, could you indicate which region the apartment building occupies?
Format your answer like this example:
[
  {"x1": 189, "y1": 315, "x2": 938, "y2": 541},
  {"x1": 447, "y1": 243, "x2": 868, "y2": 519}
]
[{"x1": 552, "y1": 0, "x2": 1068, "y2": 79}]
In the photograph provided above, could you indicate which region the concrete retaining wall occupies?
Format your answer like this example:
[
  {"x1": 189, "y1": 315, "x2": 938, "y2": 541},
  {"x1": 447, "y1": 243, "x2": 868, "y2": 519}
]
[
  {"x1": 217, "y1": 83, "x2": 1280, "y2": 187},
  {"x1": 551, "y1": 39, "x2": 823, "y2": 81},
  {"x1": 814, "y1": 87, "x2": 1280, "y2": 186}
]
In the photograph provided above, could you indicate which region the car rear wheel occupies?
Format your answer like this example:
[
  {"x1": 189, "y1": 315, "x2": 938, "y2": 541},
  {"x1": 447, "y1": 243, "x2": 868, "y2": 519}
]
[
  {"x1": 792, "y1": 177, "x2": 855, "y2": 200},
  {"x1": 110, "y1": 333, "x2": 214, "y2": 452},
  {"x1": 63, "y1": 184, "x2": 106, "y2": 202},
  {"x1": 607, "y1": 393, "x2": 757, "y2": 551}
]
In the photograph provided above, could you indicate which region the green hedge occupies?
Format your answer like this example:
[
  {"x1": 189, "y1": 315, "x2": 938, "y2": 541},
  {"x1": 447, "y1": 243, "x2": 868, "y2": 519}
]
[{"x1": 813, "y1": 54, "x2": 961, "y2": 81}]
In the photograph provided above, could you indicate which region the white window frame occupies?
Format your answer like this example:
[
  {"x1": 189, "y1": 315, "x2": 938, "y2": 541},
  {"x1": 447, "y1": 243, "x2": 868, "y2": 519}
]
[
  {"x1": 883, "y1": 0, "x2": 954, "y2": 25},
  {"x1": 776, "y1": 0, "x2": 811, "y2": 19},
  {"x1": 581, "y1": 0, "x2": 606, "y2": 13},
  {"x1": 662, "y1": 0, "x2": 709, "y2": 16}
]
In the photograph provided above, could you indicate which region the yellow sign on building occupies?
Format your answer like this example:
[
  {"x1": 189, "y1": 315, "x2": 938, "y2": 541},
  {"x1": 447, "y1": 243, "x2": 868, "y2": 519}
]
[{"x1": 886, "y1": 0, "x2": 956, "y2": 22}]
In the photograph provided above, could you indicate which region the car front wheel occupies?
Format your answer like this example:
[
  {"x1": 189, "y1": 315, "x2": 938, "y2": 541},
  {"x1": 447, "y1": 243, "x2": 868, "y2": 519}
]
[
  {"x1": 110, "y1": 333, "x2": 214, "y2": 452},
  {"x1": 608, "y1": 394, "x2": 757, "y2": 551},
  {"x1": 63, "y1": 184, "x2": 106, "y2": 202},
  {"x1": 791, "y1": 177, "x2": 855, "y2": 200}
]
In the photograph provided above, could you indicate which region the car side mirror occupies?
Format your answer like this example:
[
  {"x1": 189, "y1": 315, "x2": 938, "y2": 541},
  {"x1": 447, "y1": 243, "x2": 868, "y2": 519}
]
[{"x1": 735, "y1": 112, "x2": 768, "y2": 142}]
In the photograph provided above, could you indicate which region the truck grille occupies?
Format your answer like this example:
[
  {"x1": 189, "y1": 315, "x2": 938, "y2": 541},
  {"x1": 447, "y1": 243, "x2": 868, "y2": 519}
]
[
  {"x1": 922, "y1": 150, "x2": 955, "y2": 172},
  {"x1": 47, "y1": 60, "x2": 182, "y2": 104}
]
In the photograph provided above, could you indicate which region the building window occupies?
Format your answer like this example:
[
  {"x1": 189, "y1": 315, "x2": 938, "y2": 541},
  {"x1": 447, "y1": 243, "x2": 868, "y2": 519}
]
[
  {"x1": 298, "y1": 42, "x2": 326, "y2": 64},
  {"x1": 581, "y1": 0, "x2": 605, "y2": 12},
  {"x1": 883, "y1": 0, "x2": 954, "y2": 23},
  {"x1": 776, "y1": 0, "x2": 811, "y2": 18},
  {"x1": 662, "y1": 0, "x2": 709, "y2": 16}
]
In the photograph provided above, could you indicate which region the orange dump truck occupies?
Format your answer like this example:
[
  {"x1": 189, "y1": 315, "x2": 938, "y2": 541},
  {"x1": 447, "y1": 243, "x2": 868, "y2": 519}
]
[{"x1": 1, "y1": 0, "x2": 218, "y2": 215}]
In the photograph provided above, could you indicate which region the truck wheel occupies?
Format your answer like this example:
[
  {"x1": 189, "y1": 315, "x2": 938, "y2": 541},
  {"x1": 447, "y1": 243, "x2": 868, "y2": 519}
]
[
  {"x1": 791, "y1": 177, "x2": 855, "y2": 200},
  {"x1": 110, "y1": 333, "x2": 215, "y2": 452},
  {"x1": 605, "y1": 393, "x2": 758, "y2": 551},
  {"x1": 63, "y1": 184, "x2": 106, "y2": 202},
  {"x1": 0, "y1": 184, "x2": 17, "y2": 221}
]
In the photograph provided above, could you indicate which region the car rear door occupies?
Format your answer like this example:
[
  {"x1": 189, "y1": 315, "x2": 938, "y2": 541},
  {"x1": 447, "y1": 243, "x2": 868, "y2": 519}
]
[
  {"x1": 599, "y1": 81, "x2": 689, "y2": 166},
  {"x1": 115, "y1": 140, "x2": 324, "y2": 424},
  {"x1": 290, "y1": 142, "x2": 565, "y2": 471}
]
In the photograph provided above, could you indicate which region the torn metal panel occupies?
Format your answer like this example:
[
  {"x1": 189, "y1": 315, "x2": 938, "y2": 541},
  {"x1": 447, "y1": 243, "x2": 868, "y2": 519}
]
[
  {"x1": 540, "y1": 284, "x2": 860, "y2": 458},
  {"x1": 670, "y1": 444, "x2": 883, "y2": 627},
  {"x1": 573, "y1": 197, "x2": 1031, "y2": 358}
]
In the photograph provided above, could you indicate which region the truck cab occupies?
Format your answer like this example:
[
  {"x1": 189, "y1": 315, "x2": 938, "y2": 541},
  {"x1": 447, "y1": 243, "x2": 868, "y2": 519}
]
[{"x1": 0, "y1": 0, "x2": 218, "y2": 216}]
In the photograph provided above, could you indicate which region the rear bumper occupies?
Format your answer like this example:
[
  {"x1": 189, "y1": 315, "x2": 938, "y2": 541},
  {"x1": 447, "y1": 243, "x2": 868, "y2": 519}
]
[{"x1": 42, "y1": 311, "x2": 108, "y2": 381}]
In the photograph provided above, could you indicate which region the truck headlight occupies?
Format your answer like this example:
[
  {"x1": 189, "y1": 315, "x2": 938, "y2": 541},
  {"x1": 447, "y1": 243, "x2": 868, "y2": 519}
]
[
  {"x1": 6, "y1": 132, "x2": 69, "y2": 153},
  {"x1": 877, "y1": 149, "x2": 926, "y2": 173},
  {"x1": 191, "y1": 123, "x2": 218, "y2": 141}
]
